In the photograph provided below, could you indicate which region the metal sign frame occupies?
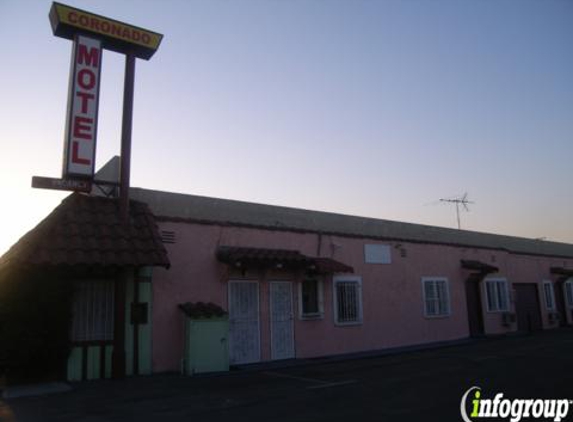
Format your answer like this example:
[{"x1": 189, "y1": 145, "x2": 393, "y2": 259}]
[{"x1": 49, "y1": 2, "x2": 163, "y2": 60}]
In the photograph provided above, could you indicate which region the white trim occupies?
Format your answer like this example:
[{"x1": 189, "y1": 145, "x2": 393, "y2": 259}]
[
  {"x1": 332, "y1": 275, "x2": 363, "y2": 326},
  {"x1": 542, "y1": 280, "x2": 556, "y2": 311},
  {"x1": 484, "y1": 278, "x2": 510, "y2": 313},
  {"x1": 298, "y1": 278, "x2": 324, "y2": 320},
  {"x1": 421, "y1": 277, "x2": 451, "y2": 318}
]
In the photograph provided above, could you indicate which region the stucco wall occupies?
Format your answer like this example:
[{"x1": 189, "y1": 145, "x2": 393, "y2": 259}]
[{"x1": 151, "y1": 221, "x2": 573, "y2": 373}]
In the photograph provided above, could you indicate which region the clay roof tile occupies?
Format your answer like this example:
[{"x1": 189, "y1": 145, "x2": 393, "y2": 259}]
[{"x1": 0, "y1": 193, "x2": 170, "y2": 270}]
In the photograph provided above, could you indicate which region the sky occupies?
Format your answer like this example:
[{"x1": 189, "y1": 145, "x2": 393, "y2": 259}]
[{"x1": 0, "y1": 0, "x2": 572, "y2": 256}]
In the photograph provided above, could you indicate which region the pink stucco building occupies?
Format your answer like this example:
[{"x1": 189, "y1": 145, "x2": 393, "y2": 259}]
[
  {"x1": 128, "y1": 187, "x2": 573, "y2": 374},
  {"x1": 3, "y1": 173, "x2": 573, "y2": 383}
]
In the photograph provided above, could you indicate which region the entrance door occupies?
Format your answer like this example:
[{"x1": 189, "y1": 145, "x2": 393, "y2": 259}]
[
  {"x1": 270, "y1": 282, "x2": 295, "y2": 360},
  {"x1": 514, "y1": 283, "x2": 542, "y2": 332},
  {"x1": 554, "y1": 281, "x2": 568, "y2": 327},
  {"x1": 465, "y1": 277, "x2": 485, "y2": 337},
  {"x1": 228, "y1": 281, "x2": 260, "y2": 365}
]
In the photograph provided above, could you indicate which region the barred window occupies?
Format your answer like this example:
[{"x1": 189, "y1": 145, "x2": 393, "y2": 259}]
[
  {"x1": 71, "y1": 280, "x2": 114, "y2": 342},
  {"x1": 543, "y1": 281, "x2": 556, "y2": 310},
  {"x1": 565, "y1": 279, "x2": 573, "y2": 308},
  {"x1": 422, "y1": 278, "x2": 451, "y2": 317},
  {"x1": 485, "y1": 279, "x2": 510, "y2": 312},
  {"x1": 333, "y1": 276, "x2": 363, "y2": 325},
  {"x1": 299, "y1": 279, "x2": 324, "y2": 318}
]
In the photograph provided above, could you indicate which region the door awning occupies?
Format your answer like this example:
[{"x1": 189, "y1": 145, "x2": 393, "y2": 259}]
[
  {"x1": 216, "y1": 246, "x2": 353, "y2": 274},
  {"x1": 310, "y1": 257, "x2": 354, "y2": 274},
  {"x1": 461, "y1": 259, "x2": 498, "y2": 275},
  {"x1": 550, "y1": 267, "x2": 573, "y2": 277}
]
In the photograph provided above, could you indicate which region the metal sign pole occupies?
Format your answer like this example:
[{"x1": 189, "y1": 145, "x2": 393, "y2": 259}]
[
  {"x1": 120, "y1": 53, "x2": 136, "y2": 222},
  {"x1": 112, "y1": 53, "x2": 136, "y2": 380}
]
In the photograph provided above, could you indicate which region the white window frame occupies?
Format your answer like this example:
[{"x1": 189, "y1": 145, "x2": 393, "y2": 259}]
[
  {"x1": 421, "y1": 277, "x2": 451, "y2": 318},
  {"x1": 333, "y1": 275, "x2": 363, "y2": 326},
  {"x1": 564, "y1": 278, "x2": 573, "y2": 309},
  {"x1": 298, "y1": 278, "x2": 324, "y2": 320},
  {"x1": 484, "y1": 278, "x2": 510, "y2": 312},
  {"x1": 542, "y1": 280, "x2": 556, "y2": 311}
]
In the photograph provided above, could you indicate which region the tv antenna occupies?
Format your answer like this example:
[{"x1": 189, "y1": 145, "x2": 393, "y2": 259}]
[{"x1": 439, "y1": 193, "x2": 474, "y2": 230}]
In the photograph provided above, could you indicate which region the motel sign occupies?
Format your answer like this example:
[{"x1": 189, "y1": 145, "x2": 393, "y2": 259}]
[
  {"x1": 33, "y1": 3, "x2": 163, "y2": 190},
  {"x1": 63, "y1": 35, "x2": 102, "y2": 178}
]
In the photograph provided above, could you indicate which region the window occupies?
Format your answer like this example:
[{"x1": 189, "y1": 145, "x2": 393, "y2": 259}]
[
  {"x1": 299, "y1": 279, "x2": 324, "y2": 319},
  {"x1": 422, "y1": 277, "x2": 451, "y2": 317},
  {"x1": 71, "y1": 280, "x2": 114, "y2": 342},
  {"x1": 543, "y1": 281, "x2": 556, "y2": 311},
  {"x1": 333, "y1": 276, "x2": 363, "y2": 325},
  {"x1": 565, "y1": 279, "x2": 573, "y2": 308},
  {"x1": 485, "y1": 279, "x2": 510, "y2": 312}
]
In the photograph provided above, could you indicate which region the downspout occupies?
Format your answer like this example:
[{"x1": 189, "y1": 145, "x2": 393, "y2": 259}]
[
  {"x1": 133, "y1": 269, "x2": 140, "y2": 376},
  {"x1": 112, "y1": 268, "x2": 127, "y2": 379}
]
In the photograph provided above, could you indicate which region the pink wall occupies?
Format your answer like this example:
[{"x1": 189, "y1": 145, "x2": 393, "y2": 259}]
[{"x1": 151, "y1": 221, "x2": 573, "y2": 373}]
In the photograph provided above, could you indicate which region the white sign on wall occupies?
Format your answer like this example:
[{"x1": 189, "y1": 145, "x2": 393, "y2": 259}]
[
  {"x1": 62, "y1": 35, "x2": 102, "y2": 178},
  {"x1": 364, "y1": 244, "x2": 392, "y2": 264}
]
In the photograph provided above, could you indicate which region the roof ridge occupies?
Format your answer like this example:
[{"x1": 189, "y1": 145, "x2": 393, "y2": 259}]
[{"x1": 129, "y1": 187, "x2": 573, "y2": 259}]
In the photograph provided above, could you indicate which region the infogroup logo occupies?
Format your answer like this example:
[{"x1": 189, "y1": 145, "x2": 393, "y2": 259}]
[{"x1": 460, "y1": 386, "x2": 572, "y2": 422}]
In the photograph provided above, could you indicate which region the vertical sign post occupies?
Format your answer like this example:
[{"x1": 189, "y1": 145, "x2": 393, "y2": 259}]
[
  {"x1": 120, "y1": 54, "x2": 136, "y2": 222},
  {"x1": 115, "y1": 54, "x2": 136, "y2": 378}
]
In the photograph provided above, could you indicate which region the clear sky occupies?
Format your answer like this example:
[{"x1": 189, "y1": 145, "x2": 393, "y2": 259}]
[{"x1": 0, "y1": 0, "x2": 572, "y2": 256}]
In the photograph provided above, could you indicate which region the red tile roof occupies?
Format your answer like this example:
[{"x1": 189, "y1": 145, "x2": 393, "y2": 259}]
[
  {"x1": 0, "y1": 193, "x2": 170, "y2": 270},
  {"x1": 550, "y1": 267, "x2": 573, "y2": 277},
  {"x1": 460, "y1": 259, "x2": 498, "y2": 274},
  {"x1": 311, "y1": 257, "x2": 354, "y2": 274},
  {"x1": 217, "y1": 246, "x2": 310, "y2": 267},
  {"x1": 178, "y1": 302, "x2": 228, "y2": 319},
  {"x1": 216, "y1": 246, "x2": 353, "y2": 274}
]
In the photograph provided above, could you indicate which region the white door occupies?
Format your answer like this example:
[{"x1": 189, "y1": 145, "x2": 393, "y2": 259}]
[
  {"x1": 228, "y1": 281, "x2": 260, "y2": 365},
  {"x1": 270, "y1": 281, "x2": 295, "y2": 360}
]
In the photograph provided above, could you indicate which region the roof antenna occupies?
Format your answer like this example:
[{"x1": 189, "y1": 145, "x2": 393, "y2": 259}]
[{"x1": 439, "y1": 193, "x2": 474, "y2": 230}]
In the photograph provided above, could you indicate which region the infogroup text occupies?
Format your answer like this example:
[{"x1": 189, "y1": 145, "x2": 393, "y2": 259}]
[{"x1": 461, "y1": 386, "x2": 572, "y2": 422}]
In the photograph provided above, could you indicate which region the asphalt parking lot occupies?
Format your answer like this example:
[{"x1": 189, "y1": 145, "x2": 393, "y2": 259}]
[{"x1": 2, "y1": 329, "x2": 573, "y2": 422}]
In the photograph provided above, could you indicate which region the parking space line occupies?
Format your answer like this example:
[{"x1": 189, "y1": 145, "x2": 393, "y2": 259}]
[
  {"x1": 263, "y1": 371, "x2": 357, "y2": 390},
  {"x1": 306, "y1": 380, "x2": 357, "y2": 389},
  {"x1": 263, "y1": 371, "x2": 327, "y2": 385},
  {"x1": 472, "y1": 356, "x2": 500, "y2": 362}
]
